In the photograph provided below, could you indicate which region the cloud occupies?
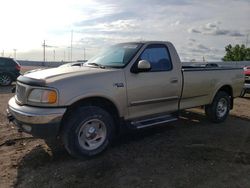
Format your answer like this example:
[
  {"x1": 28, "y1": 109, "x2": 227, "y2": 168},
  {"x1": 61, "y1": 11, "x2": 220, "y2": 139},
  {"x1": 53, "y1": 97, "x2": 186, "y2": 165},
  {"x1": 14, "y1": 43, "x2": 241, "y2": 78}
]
[
  {"x1": 75, "y1": 12, "x2": 137, "y2": 27},
  {"x1": 98, "y1": 0, "x2": 191, "y2": 6},
  {"x1": 188, "y1": 28, "x2": 201, "y2": 33},
  {"x1": 206, "y1": 23, "x2": 217, "y2": 29},
  {"x1": 229, "y1": 31, "x2": 245, "y2": 37},
  {"x1": 170, "y1": 20, "x2": 180, "y2": 27},
  {"x1": 188, "y1": 38, "x2": 196, "y2": 42},
  {"x1": 188, "y1": 22, "x2": 245, "y2": 37}
]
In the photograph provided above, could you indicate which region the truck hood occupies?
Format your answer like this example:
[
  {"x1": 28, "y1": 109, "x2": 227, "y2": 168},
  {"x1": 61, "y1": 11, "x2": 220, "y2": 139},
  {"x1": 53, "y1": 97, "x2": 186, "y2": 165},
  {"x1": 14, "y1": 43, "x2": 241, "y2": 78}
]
[{"x1": 18, "y1": 66, "x2": 119, "y2": 86}]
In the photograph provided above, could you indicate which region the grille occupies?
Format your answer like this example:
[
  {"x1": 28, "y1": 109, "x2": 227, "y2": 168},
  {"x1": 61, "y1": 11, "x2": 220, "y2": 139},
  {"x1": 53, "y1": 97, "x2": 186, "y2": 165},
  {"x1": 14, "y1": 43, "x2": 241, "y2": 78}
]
[{"x1": 16, "y1": 83, "x2": 26, "y2": 104}]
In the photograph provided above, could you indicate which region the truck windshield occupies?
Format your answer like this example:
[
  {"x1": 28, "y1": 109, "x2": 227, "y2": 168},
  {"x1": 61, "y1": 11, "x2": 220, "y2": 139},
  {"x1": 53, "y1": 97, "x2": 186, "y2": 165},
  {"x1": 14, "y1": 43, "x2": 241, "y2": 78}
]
[{"x1": 86, "y1": 43, "x2": 142, "y2": 68}]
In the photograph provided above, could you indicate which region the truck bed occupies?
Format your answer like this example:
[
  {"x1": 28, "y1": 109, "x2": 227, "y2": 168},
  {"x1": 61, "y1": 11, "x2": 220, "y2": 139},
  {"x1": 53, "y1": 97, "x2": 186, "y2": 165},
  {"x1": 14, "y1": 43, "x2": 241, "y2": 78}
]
[{"x1": 180, "y1": 66, "x2": 243, "y2": 110}]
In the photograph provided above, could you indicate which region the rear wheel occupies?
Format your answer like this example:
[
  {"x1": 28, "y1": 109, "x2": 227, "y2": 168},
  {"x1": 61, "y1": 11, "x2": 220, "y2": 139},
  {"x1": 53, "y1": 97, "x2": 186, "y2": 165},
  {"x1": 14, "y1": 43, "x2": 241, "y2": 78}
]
[
  {"x1": 0, "y1": 73, "x2": 12, "y2": 86},
  {"x1": 205, "y1": 91, "x2": 230, "y2": 123},
  {"x1": 62, "y1": 106, "x2": 115, "y2": 159}
]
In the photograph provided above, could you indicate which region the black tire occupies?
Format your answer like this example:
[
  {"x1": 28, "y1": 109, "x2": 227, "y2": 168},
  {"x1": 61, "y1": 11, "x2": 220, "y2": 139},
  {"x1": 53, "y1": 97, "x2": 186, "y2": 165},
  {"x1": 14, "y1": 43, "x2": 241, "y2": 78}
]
[
  {"x1": 62, "y1": 106, "x2": 115, "y2": 159},
  {"x1": 0, "y1": 73, "x2": 12, "y2": 86},
  {"x1": 205, "y1": 91, "x2": 230, "y2": 123}
]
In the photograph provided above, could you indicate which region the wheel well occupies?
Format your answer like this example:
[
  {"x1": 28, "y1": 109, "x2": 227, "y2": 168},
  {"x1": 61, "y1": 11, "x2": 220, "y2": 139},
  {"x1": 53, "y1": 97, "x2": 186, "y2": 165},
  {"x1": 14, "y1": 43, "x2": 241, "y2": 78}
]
[
  {"x1": 60, "y1": 97, "x2": 121, "y2": 134},
  {"x1": 217, "y1": 85, "x2": 233, "y2": 109}
]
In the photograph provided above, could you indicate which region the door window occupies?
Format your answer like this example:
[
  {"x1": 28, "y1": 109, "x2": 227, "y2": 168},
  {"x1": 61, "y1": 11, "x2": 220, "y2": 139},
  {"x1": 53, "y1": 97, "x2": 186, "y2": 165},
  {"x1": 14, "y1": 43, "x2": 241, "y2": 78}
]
[{"x1": 139, "y1": 44, "x2": 172, "y2": 71}]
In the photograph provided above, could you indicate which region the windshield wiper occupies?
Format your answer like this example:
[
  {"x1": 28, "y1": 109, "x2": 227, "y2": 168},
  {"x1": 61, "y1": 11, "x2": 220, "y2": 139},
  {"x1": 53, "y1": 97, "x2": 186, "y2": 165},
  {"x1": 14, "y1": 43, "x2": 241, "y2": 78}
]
[{"x1": 86, "y1": 62, "x2": 106, "y2": 69}]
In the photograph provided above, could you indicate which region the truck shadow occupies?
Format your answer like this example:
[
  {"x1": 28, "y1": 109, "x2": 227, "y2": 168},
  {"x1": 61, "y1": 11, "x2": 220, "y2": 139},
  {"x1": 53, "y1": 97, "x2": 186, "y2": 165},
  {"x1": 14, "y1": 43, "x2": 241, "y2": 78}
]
[
  {"x1": 14, "y1": 111, "x2": 250, "y2": 187},
  {"x1": 242, "y1": 94, "x2": 250, "y2": 99},
  {"x1": 0, "y1": 84, "x2": 16, "y2": 94}
]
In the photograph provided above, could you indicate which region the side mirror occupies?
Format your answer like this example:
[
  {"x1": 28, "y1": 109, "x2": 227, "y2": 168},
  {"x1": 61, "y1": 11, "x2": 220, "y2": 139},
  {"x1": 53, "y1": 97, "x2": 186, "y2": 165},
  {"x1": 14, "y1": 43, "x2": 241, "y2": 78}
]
[
  {"x1": 131, "y1": 60, "x2": 151, "y2": 73},
  {"x1": 138, "y1": 60, "x2": 151, "y2": 70}
]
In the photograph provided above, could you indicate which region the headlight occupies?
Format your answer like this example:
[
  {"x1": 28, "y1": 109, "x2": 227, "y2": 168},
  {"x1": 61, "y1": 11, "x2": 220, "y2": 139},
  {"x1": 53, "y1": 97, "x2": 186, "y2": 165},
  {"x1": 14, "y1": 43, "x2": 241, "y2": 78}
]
[{"x1": 28, "y1": 89, "x2": 57, "y2": 104}]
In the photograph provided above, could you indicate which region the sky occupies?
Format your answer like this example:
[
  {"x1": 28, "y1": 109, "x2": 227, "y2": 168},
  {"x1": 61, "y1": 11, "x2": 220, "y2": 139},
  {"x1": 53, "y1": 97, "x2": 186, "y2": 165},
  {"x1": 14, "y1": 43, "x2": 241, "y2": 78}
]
[{"x1": 0, "y1": 0, "x2": 249, "y2": 62}]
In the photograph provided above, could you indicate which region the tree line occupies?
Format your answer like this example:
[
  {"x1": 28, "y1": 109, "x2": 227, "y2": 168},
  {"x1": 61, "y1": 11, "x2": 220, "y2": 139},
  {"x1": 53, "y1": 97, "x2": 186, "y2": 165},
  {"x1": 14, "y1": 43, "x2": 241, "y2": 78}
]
[{"x1": 222, "y1": 44, "x2": 250, "y2": 61}]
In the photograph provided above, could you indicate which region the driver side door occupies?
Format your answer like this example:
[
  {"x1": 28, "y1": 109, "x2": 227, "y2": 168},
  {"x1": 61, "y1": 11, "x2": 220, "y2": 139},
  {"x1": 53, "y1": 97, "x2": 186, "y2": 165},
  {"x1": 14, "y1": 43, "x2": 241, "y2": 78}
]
[{"x1": 125, "y1": 44, "x2": 182, "y2": 119}]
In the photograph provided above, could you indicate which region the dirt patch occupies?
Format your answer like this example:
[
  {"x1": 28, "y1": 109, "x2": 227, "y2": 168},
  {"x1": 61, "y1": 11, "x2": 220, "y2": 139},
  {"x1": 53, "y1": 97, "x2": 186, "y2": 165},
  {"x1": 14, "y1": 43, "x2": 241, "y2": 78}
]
[{"x1": 1, "y1": 80, "x2": 250, "y2": 187}]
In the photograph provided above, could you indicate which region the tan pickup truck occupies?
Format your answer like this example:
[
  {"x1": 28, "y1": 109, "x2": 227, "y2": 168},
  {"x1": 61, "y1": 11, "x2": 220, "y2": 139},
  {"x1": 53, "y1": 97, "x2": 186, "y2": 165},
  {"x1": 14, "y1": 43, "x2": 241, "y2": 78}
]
[{"x1": 7, "y1": 41, "x2": 244, "y2": 158}]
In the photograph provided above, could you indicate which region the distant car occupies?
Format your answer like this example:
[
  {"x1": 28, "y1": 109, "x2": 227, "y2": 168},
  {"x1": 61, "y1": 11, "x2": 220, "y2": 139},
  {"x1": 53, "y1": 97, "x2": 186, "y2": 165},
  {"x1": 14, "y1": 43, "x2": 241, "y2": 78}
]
[
  {"x1": 240, "y1": 66, "x2": 250, "y2": 97},
  {"x1": 0, "y1": 57, "x2": 21, "y2": 86}
]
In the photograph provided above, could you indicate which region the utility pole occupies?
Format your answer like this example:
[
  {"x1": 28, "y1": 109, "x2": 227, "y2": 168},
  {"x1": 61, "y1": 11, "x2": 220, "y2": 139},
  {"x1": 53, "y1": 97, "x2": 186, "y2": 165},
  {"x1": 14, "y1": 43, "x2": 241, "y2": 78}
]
[
  {"x1": 42, "y1": 40, "x2": 58, "y2": 63},
  {"x1": 70, "y1": 30, "x2": 73, "y2": 62},
  {"x1": 13, "y1": 49, "x2": 17, "y2": 59},
  {"x1": 53, "y1": 49, "x2": 55, "y2": 61},
  {"x1": 84, "y1": 48, "x2": 86, "y2": 61},
  {"x1": 202, "y1": 56, "x2": 205, "y2": 62},
  {"x1": 68, "y1": 48, "x2": 70, "y2": 62},
  {"x1": 42, "y1": 40, "x2": 46, "y2": 63}
]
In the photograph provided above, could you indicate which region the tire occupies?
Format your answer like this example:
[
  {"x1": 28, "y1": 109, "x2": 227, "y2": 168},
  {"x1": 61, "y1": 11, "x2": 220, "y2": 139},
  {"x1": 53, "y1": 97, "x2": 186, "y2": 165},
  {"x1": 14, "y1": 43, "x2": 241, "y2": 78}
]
[
  {"x1": 205, "y1": 91, "x2": 230, "y2": 123},
  {"x1": 62, "y1": 106, "x2": 115, "y2": 159},
  {"x1": 0, "y1": 73, "x2": 12, "y2": 86}
]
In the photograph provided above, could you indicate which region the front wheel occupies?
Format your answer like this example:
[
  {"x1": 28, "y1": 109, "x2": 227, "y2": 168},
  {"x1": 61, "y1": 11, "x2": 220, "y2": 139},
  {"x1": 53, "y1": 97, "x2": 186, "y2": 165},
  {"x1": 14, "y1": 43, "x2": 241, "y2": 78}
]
[
  {"x1": 205, "y1": 91, "x2": 230, "y2": 123},
  {"x1": 0, "y1": 73, "x2": 12, "y2": 86},
  {"x1": 62, "y1": 106, "x2": 115, "y2": 159}
]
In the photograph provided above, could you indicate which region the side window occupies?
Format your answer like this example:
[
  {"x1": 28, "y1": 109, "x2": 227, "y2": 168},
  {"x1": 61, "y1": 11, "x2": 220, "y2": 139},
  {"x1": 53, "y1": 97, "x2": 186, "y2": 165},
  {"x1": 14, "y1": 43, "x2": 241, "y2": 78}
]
[{"x1": 139, "y1": 44, "x2": 172, "y2": 71}]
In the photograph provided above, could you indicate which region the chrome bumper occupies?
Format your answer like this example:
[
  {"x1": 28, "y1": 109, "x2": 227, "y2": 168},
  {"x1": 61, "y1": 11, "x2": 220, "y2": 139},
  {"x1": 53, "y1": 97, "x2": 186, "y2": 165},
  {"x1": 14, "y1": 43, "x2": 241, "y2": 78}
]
[{"x1": 7, "y1": 97, "x2": 66, "y2": 138}]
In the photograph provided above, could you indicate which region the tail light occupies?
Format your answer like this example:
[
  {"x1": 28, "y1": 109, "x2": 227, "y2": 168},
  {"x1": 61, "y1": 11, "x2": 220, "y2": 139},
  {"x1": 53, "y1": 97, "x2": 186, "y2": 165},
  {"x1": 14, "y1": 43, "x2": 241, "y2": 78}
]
[{"x1": 15, "y1": 64, "x2": 21, "y2": 71}]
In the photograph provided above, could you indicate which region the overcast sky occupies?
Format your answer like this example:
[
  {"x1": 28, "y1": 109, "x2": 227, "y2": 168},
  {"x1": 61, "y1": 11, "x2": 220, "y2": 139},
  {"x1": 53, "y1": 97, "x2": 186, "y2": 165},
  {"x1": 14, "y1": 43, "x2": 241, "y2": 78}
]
[{"x1": 0, "y1": 0, "x2": 249, "y2": 62}]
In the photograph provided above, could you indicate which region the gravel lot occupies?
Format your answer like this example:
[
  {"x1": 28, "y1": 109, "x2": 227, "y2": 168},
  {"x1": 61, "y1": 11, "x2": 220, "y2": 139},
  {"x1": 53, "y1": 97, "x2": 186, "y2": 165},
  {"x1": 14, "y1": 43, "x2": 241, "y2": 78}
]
[{"x1": 0, "y1": 68, "x2": 250, "y2": 188}]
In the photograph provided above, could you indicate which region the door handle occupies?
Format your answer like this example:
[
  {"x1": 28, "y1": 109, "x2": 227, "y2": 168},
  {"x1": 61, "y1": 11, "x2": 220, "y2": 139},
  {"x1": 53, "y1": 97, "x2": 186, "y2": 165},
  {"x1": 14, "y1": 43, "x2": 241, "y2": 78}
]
[{"x1": 170, "y1": 78, "x2": 178, "y2": 83}]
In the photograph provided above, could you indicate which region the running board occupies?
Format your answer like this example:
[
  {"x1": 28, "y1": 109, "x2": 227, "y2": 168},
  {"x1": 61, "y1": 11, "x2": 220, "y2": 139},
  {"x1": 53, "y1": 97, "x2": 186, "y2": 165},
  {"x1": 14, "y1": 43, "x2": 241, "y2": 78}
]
[{"x1": 130, "y1": 114, "x2": 178, "y2": 129}]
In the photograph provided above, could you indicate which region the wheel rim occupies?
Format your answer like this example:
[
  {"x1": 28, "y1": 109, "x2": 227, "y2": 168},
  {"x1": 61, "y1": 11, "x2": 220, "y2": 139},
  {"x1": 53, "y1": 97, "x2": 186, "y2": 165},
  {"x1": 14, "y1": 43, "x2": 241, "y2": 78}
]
[
  {"x1": 0, "y1": 74, "x2": 11, "y2": 86},
  {"x1": 216, "y1": 98, "x2": 228, "y2": 118},
  {"x1": 77, "y1": 119, "x2": 107, "y2": 151}
]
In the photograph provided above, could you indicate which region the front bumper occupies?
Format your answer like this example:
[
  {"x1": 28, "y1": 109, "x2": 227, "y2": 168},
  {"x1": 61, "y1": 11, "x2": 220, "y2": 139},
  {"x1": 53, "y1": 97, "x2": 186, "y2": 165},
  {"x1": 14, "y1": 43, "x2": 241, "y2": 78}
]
[{"x1": 7, "y1": 97, "x2": 66, "y2": 138}]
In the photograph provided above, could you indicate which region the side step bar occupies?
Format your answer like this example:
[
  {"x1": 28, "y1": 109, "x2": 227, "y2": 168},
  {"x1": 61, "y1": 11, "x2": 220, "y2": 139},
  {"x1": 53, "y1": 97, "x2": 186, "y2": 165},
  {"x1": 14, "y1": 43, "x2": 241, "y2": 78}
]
[{"x1": 130, "y1": 114, "x2": 178, "y2": 129}]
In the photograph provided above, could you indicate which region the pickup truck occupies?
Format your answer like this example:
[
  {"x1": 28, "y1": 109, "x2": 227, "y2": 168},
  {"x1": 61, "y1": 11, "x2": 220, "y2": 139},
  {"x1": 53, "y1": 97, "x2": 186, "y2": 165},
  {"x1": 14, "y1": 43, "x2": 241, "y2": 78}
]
[
  {"x1": 7, "y1": 41, "x2": 244, "y2": 158},
  {"x1": 240, "y1": 66, "x2": 250, "y2": 97}
]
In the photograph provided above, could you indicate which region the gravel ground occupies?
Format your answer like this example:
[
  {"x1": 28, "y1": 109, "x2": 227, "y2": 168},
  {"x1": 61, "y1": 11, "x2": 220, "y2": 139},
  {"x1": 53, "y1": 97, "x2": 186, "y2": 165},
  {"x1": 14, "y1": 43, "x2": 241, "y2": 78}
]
[{"x1": 0, "y1": 67, "x2": 250, "y2": 188}]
